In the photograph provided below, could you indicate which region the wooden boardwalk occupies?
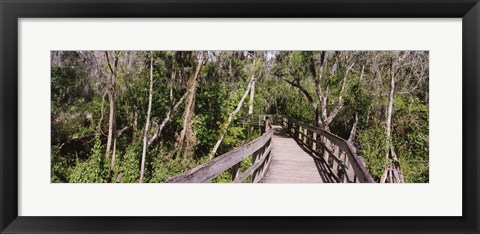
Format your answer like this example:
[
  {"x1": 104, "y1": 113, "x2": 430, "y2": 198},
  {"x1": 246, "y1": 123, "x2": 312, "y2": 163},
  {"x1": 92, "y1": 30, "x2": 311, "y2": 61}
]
[
  {"x1": 261, "y1": 125, "x2": 327, "y2": 183},
  {"x1": 167, "y1": 116, "x2": 375, "y2": 184}
]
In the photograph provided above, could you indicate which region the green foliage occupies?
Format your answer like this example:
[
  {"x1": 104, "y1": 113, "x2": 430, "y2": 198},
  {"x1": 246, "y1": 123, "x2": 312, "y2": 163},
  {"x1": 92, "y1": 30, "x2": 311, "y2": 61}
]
[
  {"x1": 68, "y1": 137, "x2": 110, "y2": 183},
  {"x1": 357, "y1": 126, "x2": 389, "y2": 181},
  {"x1": 392, "y1": 95, "x2": 429, "y2": 183},
  {"x1": 400, "y1": 157, "x2": 429, "y2": 183},
  {"x1": 51, "y1": 146, "x2": 74, "y2": 183},
  {"x1": 211, "y1": 154, "x2": 253, "y2": 183},
  {"x1": 113, "y1": 143, "x2": 142, "y2": 183},
  {"x1": 148, "y1": 148, "x2": 200, "y2": 182}
]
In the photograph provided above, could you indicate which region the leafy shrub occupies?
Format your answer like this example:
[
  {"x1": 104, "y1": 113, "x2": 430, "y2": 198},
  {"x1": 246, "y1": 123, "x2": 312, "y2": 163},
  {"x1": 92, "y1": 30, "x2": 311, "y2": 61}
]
[
  {"x1": 357, "y1": 126, "x2": 389, "y2": 181},
  {"x1": 68, "y1": 137, "x2": 110, "y2": 183}
]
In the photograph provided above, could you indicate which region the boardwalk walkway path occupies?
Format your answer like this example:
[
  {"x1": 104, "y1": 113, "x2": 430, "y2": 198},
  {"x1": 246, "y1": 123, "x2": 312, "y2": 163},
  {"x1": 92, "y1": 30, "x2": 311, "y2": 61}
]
[
  {"x1": 166, "y1": 116, "x2": 374, "y2": 183},
  {"x1": 261, "y1": 125, "x2": 327, "y2": 183}
]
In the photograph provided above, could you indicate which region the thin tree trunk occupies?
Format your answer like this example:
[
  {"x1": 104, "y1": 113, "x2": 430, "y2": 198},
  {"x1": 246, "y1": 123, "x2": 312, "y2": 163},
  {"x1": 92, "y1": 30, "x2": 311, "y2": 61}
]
[
  {"x1": 383, "y1": 65, "x2": 404, "y2": 183},
  {"x1": 140, "y1": 53, "x2": 154, "y2": 183},
  {"x1": 322, "y1": 62, "x2": 354, "y2": 128},
  {"x1": 359, "y1": 65, "x2": 365, "y2": 82},
  {"x1": 111, "y1": 138, "x2": 117, "y2": 172},
  {"x1": 348, "y1": 113, "x2": 358, "y2": 143},
  {"x1": 248, "y1": 77, "x2": 255, "y2": 135},
  {"x1": 209, "y1": 76, "x2": 255, "y2": 159},
  {"x1": 105, "y1": 52, "x2": 118, "y2": 159},
  {"x1": 385, "y1": 67, "x2": 395, "y2": 160},
  {"x1": 105, "y1": 92, "x2": 116, "y2": 158},
  {"x1": 97, "y1": 91, "x2": 108, "y2": 136},
  {"x1": 248, "y1": 79, "x2": 255, "y2": 115},
  {"x1": 148, "y1": 91, "x2": 188, "y2": 146}
]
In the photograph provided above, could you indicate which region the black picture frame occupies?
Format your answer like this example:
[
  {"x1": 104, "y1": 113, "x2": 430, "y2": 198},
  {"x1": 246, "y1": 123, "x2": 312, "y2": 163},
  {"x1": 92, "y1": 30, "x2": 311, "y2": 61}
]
[{"x1": 1, "y1": 0, "x2": 478, "y2": 233}]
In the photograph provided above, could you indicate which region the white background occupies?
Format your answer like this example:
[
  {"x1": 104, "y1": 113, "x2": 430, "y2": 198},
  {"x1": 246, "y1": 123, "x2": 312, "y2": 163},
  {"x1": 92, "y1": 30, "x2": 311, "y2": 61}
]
[{"x1": 19, "y1": 19, "x2": 462, "y2": 216}]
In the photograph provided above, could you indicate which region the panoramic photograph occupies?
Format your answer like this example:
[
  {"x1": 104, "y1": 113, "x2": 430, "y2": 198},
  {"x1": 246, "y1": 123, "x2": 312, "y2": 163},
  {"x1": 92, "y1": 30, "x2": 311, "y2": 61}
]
[{"x1": 51, "y1": 51, "x2": 429, "y2": 183}]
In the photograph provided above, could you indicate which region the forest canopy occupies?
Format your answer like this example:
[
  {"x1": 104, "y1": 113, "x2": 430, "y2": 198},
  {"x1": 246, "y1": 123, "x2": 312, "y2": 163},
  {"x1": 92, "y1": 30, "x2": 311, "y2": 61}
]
[{"x1": 51, "y1": 51, "x2": 429, "y2": 183}]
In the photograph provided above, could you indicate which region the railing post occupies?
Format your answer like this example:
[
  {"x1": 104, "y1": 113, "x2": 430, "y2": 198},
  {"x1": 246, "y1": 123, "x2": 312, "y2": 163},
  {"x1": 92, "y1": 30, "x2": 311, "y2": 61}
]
[
  {"x1": 312, "y1": 132, "x2": 317, "y2": 152},
  {"x1": 251, "y1": 150, "x2": 258, "y2": 182},
  {"x1": 264, "y1": 118, "x2": 270, "y2": 132},
  {"x1": 344, "y1": 152, "x2": 355, "y2": 183}
]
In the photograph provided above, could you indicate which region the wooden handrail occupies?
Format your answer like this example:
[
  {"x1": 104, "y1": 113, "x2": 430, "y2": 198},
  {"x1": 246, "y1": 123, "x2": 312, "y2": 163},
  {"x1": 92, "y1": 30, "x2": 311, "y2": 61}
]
[
  {"x1": 280, "y1": 116, "x2": 375, "y2": 183},
  {"x1": 166, "y1": 125, "x2": 274, "y2": 183}
]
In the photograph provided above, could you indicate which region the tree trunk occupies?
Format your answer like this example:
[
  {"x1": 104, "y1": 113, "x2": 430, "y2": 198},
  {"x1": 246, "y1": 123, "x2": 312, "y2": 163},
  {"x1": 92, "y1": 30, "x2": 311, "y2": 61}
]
[
  {"x1": 105, "y1": 92, "x2": 116, "y2": 159},
  {"x1": 248, "y1": 79, "x2": 255, "y2": 115},
  {"x1": 111, "y1": 138, "x2": 117, "y2": 172},
  {"x1": 385, "y1": 68, "x2": 395, "y2": 160},
  {"x1": 139, "y1": 53, "x2": 154, "y2": 183},
  {"x1": 209, "y1": 76, "x2": 255, "y2": 159},
  {"x1": 383, "y1": 64, "x2": 405, "y2": 183},
  {"x1": 105, "y1": 52, "x2": 118, "y2": 160},
  {"x1": 348, "y1": 113, "x2": 358, "y2": 143},
  {"x1": 97, "y1": 91, "x2": 108, "y2": 135},
  {"x1": 176, "y1": 52, "x2": 204, "y2": 158},
  {"x1": 314, "y1": 51, "x2": 328, "y2": 127}
]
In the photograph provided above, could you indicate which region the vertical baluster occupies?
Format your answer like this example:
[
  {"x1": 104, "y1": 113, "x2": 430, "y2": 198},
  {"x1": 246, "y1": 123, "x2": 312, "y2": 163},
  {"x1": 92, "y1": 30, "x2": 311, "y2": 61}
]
[
  {"x1": 303, "y1": 127, "x2": 308, "y2": 144},
  {"x1": 358, "y1": 156, "x2": 367, "y2": 183},
  {"x1": 251, "y1": 147, "x2": 260, "y2": 182},
  {"x1": 259, "y1": 140, "x2": 269, "y2": 181},
  {"x1": 255, "y1": 139, "x2": 271, "y2": 183},
  {"x1": 339, "y1": 151, "x2": 347, "y2": 183},
  {"x1": 312, "y1": 132, "x2": 317, "y2": 152},
  {"x1": 298, "y1": 126, "x2": 303, "y2": 140},
  {"x1": 344, "y1": 152, "x2": 354, "y2": 183},
  {"x1": 332, "y1": 145, "x2": 339, "y2": 177},
  {"x1": 256, "y1": 143, "x2": 270, "y2": 183},
  {"x1": 231, "y1": 162, "x2": 241, "y2": 182},
  {"x1": 323, "y1": 137, "x2": 330, "y2": 164}
]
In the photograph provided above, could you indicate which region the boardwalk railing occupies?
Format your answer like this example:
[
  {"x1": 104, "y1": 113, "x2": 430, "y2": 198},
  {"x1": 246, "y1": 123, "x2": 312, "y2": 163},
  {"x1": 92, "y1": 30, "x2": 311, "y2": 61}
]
[
  {"x1": 166, "y1": 120, "x2": 274, "y2": 183},
  {"x1": 281, "y1": 116, "x2": 375, "y2": 183}
]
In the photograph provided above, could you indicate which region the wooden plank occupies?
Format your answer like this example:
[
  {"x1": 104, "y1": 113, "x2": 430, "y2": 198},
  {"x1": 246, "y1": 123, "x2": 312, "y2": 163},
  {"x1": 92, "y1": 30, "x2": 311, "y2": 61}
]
[{"x1": 166, "y1": 129, "x2": 273, "y2": 183}]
